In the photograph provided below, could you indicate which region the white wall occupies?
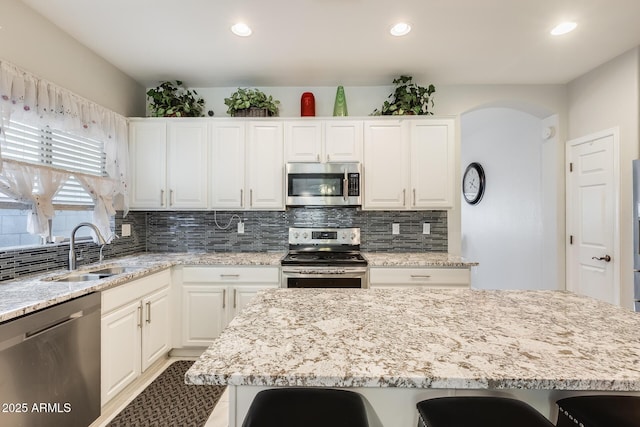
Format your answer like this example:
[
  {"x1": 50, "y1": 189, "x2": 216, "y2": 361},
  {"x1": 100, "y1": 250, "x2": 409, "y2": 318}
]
[
  {"x1": 461, "y1": 108, "x2": 559, "y2": 290},
  {"x1": 0, "y1": 0, "x2": 144, "y2": 116},
  {"x1": 567, "y1": 46, "x2": 640, "y2": 309}
]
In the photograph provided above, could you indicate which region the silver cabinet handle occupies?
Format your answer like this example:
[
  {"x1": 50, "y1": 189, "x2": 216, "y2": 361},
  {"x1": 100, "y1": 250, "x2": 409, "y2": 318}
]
[
  {"x1": 240, "y1": 189, "x2": 244, "y2": 207},
  {"x1": 160, "y1": 189, "x2": 165, "y2": 206},
  {"x1": 413, "y1": 189, "x2": 416, "y2": 206},
  {"x1": 222, "y1": 289, "x2": 226, "y2": 309},
  {"x1": 326, "y1": 154, "x2": 330, "y2": 162},
  {"x1": 316, "y1": 154, "x2": 320, "y2": 162},
  {"x1": 250, "y1": 189, "x2": 253, "y2": 207},
  {"x1": 169, "y1": 189, "x2": 174, "y2": 206},
  {"x1": 403, "y1": 189, "x2": 406, "y2": 206},
  {"x1": 233, "y1": 289, "x2": 237, "y2": 309},
  {"x1": 146, "y1": 301, "x2": 151, "y2": 324},
  {"x1": 220, "y1": 274, "x2": 240, "y2": 279},
  {"x1": 137, "y1": 304, "x2": 142, "y2": 328},
  {"x1": 410, "y1": 275, "x2": 432, "y2": 279}
]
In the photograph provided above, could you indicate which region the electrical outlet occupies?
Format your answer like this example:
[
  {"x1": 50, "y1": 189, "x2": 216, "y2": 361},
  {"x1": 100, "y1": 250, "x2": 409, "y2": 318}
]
[
  {"x1": 423, "y1": 223, "x2": 431, "y2": 235},
  {"x1": 237, "y1": 222, "x2": 244, "y2": 234},
  {"x1": 392, "y1": 223, "x2": 400, "y2": 235},
  {"x1": 121, "y1": 224, "x2": 131, "y2": 237}
]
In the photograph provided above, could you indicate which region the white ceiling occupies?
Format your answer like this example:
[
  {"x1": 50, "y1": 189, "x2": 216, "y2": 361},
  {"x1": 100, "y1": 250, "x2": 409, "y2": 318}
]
[{"x1": 20, "y1": 0, "x2": 640, "y2": 88}]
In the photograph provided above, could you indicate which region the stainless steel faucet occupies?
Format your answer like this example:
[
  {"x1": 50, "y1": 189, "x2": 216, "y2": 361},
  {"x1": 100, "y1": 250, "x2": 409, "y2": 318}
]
[{"x1": 69, "y1": 222, "x2": 107, "y2": 270}]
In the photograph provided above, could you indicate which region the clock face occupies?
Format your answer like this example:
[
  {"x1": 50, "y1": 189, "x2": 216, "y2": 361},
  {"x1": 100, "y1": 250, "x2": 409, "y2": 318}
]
[{"x1": 462, "y1": 163, "x2": 485, "y2": 204}]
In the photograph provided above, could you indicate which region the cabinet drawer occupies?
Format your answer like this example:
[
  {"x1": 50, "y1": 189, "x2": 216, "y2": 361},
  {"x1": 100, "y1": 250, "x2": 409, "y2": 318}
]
[
  {"x1": 369, "y1": 267, "x2": 469, "y2": 288},
  {"x1": 182, "y1": 266, "x2": 280, "y2": 284},
  {"x1": 102, "y1": 269, "x2": 171, "y2": 313}
]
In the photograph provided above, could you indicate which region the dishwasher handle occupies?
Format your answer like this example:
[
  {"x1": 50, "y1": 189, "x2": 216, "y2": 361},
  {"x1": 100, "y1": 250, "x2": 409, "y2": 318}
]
[{"x1": 25, "y1": 310, "x2": 84, "y2": 340}]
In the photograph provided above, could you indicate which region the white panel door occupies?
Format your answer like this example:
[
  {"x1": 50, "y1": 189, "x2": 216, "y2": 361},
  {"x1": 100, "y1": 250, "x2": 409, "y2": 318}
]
[
  {"x1": 410, "y1": 120, "x2": 454, "y2": 208},
  {"x1": 141, "y1": 286, "x2": 171, "y2": 371},
  {"x1": 210, "y1": 121, "x2": 246, "y2": 208},
  {"x1": 101, "y1": 300, "x2": 141, "y2": 406},
  {"x1": 182, "y1": 285, "x2": 226, "y2": 346},
  {"x1": 129, "y1": 121, "x2": 167, "y2": 209},
  {"x1": 567, "y1": 131, "x2": 617, "y2": 304},
  {"x1": 167, "y1": 121, "x2": 208, "y2": 208},
  {"x1": 284, "y1": 121, "x2": 322, "y2": 162},
  {"x1": 363, "y1": 120, "x2": 409, "y2": 209},
  {"x1": 246, "y1": 121, "x2": 284, "y2": 209},
  {"x1": 324, "y1": 120, "x2": 363, "y2": 163}
]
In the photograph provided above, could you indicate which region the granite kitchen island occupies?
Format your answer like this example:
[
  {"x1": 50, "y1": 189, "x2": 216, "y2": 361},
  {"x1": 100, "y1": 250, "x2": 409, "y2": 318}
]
[{"x1": 185, "y1": 288, "x2": 640, "y2": 426}]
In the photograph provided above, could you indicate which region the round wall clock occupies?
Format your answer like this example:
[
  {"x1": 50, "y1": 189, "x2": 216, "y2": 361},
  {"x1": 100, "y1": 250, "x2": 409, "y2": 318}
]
[{"x1": 462, "y1": 162, "x2": 485, "y2": 205}]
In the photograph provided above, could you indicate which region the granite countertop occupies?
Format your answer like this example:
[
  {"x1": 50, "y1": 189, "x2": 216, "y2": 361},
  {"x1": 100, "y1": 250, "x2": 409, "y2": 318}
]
[
  {"x1": 364, "y1": 252, "x2": 478, "y2": 267},
  {"x1": 0, "y1": 251, "x2": 285, "y2": 323},
  {"x1": 186, "y1": 288, "x2": 640, "y2": 391}
]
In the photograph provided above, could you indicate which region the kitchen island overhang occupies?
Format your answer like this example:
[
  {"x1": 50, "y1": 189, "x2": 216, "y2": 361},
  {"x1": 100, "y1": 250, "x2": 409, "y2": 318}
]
[{"x1": 185, "y1": 288, "x2": 640, "y2": 426}]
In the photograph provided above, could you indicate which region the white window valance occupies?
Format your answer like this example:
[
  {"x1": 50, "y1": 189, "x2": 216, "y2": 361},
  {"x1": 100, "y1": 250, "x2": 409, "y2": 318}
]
[{"x1": 0, "y1": 59, "x2": 129, "y2": 239}]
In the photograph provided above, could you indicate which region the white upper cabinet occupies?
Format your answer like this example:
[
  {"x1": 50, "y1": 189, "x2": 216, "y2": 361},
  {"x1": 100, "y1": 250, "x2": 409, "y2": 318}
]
[
  {"x1": 284, "y1": 121, "x2": 322, "y2": 162},
  {"x1": 129, "y1": 120, "x2": 167, "y2": 209},
  {"x1": 166, "y1": 120, "x2": 208, "y2": 209},
  {"x1": 363, "y1": 120, "x2": 409, "y2": 209},
  {"x1": 246, "y1": 121, "x2": 284, "y2": 209},
  {"x1": 284, "y1": 119, "x2": 362, "y2": 163},
  {"x1": 129, "y1": 119, "x2": 208, "y2": 209},
  {"x1": 209, "y1": 121, "x2": 246, "y2": 209},
  {"x1": 363, "y1": 118, "x2": 455, "y2": 210},
  {"x1": 410, "y1": 120, "x2": 455, "y2": 208}
]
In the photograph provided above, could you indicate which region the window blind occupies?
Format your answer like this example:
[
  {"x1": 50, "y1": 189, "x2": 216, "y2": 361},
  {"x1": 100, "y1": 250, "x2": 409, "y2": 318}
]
[{"x1": 1, "y1": 119, "x2": 106, "y2": 206}]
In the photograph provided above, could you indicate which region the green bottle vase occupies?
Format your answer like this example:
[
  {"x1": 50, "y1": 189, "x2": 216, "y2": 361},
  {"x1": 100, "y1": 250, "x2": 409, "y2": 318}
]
[{"x1": 333, "y1": 86, "x2": 348, "y2": 116}]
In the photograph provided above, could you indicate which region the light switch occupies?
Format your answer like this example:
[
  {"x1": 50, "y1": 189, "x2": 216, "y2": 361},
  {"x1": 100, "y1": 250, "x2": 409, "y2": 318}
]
[
  {"x1": 392, "y1": 223, "x2": 400, "y2": 235},
  {"x1": 121, "y1": 224, "x2": 131, "y2": 237},
  {"x1": 423, "y1": 223, "x2": 431, "y2": 235}
]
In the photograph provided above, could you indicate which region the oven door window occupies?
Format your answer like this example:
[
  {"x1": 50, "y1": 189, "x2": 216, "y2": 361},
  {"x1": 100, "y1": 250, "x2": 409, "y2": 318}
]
[
  {"x1": 288, "y1": 173, "x2": 345, "y2": 197},
  {"x1": 287, "y1": 277, "x2": 362, "y2": 288}
]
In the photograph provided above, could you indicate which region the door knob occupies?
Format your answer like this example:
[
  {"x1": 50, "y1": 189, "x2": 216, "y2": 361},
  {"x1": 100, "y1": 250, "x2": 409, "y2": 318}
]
[{"x1": 592, "y1": 255, "x2": 612, "y2": 262}]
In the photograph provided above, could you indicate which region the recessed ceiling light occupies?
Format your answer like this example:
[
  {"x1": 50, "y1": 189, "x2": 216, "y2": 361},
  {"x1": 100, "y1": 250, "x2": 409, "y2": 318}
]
[
  {"x1": 390, "y1": 22, "x2": 411, "y2": 37},
  {"x1": 231, "y1": 23, "x2": 252, "y2": 37},
  {"x1": 550, "y1": 21, "x2": 577, "y2": 36}
]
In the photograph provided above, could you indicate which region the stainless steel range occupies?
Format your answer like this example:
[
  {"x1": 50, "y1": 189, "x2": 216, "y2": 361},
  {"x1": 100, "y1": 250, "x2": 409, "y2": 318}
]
[{"x1": 281, "y1": 227, "x2": 368, "y2": 288}]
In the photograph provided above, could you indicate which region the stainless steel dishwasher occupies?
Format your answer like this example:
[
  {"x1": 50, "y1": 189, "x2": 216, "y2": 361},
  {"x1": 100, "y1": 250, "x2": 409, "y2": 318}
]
[{"x1": 0, "y1": 292, "x2": 101, "y2": 427}]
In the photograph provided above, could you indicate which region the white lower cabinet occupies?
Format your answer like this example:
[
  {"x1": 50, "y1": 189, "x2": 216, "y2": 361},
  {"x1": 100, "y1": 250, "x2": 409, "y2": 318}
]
[
  {"x1": 180, "y1": 266, "x2": 280, "y2": 347},
  {"x1": 369, "y1": 267, "x2": 470, "y2": 288},
  {"x1": 101, "y1": 270, "x2": 171, "y2": 406}
]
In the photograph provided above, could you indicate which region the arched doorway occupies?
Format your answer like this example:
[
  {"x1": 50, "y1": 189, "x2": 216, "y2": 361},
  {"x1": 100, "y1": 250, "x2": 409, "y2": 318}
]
[{"x1": 460, "y1": 105, "x2": 563, "y2": 290}]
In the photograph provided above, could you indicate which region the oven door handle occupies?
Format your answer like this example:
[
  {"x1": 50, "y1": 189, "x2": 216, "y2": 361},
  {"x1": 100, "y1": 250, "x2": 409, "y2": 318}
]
[{"x1": 282, "y1": 269, "x2": 367, "y2": 277}]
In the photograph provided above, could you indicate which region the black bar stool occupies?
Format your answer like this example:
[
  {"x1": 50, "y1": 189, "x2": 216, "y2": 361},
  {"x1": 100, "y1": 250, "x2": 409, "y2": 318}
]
[
  {"x1": 416, "y1": 396, "x2": 555, "y2": 427},
  {"x1": 241, "y1": 388, "x2": 369, "y2": 427},
  {"x1": 556, "y1": 395, "x2": 640, "y2": 426}
]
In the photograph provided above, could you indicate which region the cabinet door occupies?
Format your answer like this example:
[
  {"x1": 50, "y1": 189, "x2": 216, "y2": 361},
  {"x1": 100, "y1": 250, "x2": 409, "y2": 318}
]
[
  {"x1": 182, "y1": 285, "x2": 226, "y2": 347},
  {"x1": 141, "y1": 286, "x2": 171, "y2": 371},
  {"x1": 210, "y1": 121, "x2": 246, "y2": 208},
  {"x1": 229, "y1": 285, "x2": 279, "y2": 324},
  {"x1": 410, "y1": 120, "x2": 455, "y2": 208},
  {"x1": 101, "y1": 300, "x2": 142, "y2": 406},
  {"x1": 284, "y1": 121, "x2": 322, "y2": 162},
  {"x1": 246, "y1": 121, "x2": 284, "y2": 209},
  {"x1": 363, "y1": 121, "x2": 409, "y2": 209},
  {"x1": 129, "y1": 121, "x2": 167, "y2": 209},
  {"x1": 324, "y1": 120, "x2": 363, "y2": 163},
  {"x1": 167, "y1": 121, "x2": 208, "y2": 208}
]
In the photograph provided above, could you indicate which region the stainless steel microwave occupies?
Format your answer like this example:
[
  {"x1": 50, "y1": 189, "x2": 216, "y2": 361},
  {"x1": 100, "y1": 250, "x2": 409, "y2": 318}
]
[{"x1": 285, "y1": 162, "x2": 362, "y2": 207}]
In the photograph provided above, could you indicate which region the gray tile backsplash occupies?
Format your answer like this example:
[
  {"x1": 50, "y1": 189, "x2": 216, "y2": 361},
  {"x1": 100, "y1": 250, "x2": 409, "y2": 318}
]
[
  {"x1": 0, "y1": 208, "x2": 446, "y2": 282},
  {"x1": 145, "y1": 208, "x2": 447, "y2": 253}
]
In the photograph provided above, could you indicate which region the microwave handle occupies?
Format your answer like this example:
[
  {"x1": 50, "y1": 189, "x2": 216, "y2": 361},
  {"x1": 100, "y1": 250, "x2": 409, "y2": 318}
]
[{"x1": 343, "y1": 170, "x2": 348, "y2": 201}]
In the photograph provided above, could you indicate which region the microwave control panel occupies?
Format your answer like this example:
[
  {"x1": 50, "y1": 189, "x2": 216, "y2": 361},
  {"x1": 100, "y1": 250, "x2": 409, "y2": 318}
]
[{"x1": 348, "y1": 173, "x2": 360, "y2": 196}]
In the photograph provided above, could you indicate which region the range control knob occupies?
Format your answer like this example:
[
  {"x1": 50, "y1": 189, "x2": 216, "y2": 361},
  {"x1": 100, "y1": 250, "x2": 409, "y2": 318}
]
[
  {"x1": 302, "y1": 232, "x2": 308, "y2": 239},
  {"x1": 351, "y1": 233, "x2": 356, "y2": 240},
  {"x1": 293, "y1": 232, "x2": 299, "y2": 239}
]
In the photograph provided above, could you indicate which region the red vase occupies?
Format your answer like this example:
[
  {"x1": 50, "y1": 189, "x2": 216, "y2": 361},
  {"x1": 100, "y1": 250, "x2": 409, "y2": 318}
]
[{"x1": 301, "y1": 92, "x2": 315, "y2": 116}]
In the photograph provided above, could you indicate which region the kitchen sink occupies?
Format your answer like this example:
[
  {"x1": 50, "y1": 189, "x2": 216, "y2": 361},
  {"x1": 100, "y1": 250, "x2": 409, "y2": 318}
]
[{"x1": 47, "y1": 266, "x2": 144, "y2": 282}]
